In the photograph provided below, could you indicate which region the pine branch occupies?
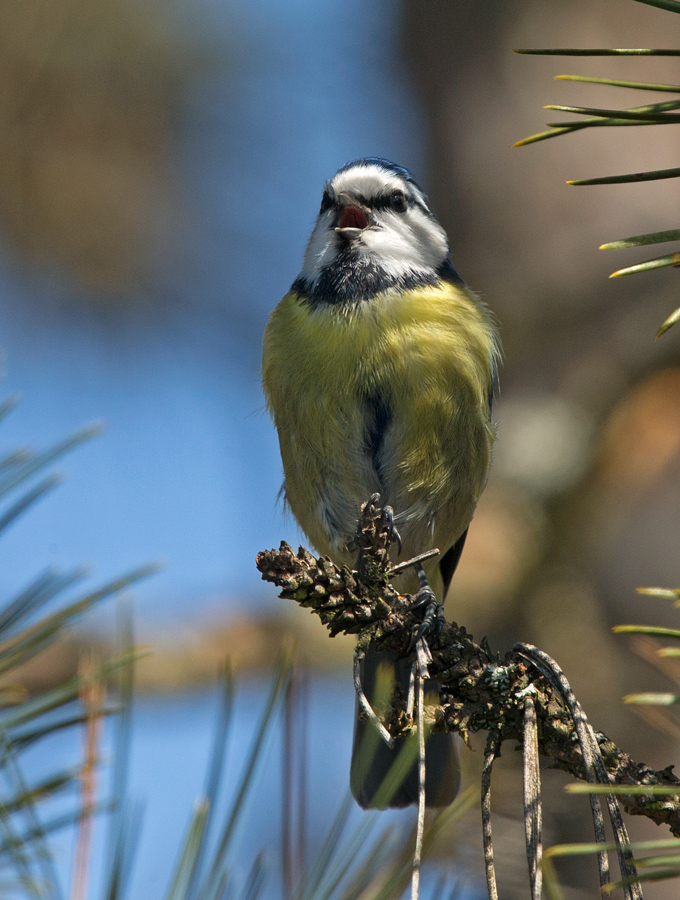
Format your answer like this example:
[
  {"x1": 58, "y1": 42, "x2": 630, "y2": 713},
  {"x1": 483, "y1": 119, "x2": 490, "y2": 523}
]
[{"x1": 256, "y1": 502, "x2": 680, "y2": 839}]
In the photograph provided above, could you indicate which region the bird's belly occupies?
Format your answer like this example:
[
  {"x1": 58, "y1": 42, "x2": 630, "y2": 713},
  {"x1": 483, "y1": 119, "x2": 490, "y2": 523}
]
[
  {"x1": 283, "y1": 391, "x2": 491, "y2": 572},
  {"x1": 378, "y1": 412, "x2": 490, "y2": 562},
  {"x1": 263, "y1": 283, "x2": 497, "y2": 572}
]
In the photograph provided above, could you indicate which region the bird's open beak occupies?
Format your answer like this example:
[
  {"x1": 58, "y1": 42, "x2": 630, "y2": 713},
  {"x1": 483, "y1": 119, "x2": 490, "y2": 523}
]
[{"x1": 335, "y1": 192, "x2": 370, "y2": 238}]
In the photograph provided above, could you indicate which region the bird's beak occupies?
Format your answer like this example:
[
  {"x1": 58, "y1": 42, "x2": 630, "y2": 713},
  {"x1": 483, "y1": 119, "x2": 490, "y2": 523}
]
[{"x1": 335, "y1": 192, "x2": 370, "y2": 238}]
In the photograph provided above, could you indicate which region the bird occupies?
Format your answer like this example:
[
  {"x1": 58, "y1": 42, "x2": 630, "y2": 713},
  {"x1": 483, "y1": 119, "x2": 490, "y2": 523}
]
[{"x1": 262, "y1": 158, "x2": 499, "y2": 809}]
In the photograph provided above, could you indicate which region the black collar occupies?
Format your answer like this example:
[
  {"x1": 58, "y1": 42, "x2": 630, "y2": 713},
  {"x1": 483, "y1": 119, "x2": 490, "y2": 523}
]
[{"x1": 292, "y1": 253, "x2": 464, "y2": 310}]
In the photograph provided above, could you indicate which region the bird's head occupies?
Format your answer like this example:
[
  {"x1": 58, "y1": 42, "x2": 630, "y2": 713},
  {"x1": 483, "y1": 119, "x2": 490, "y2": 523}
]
[{"x1": 296, "y1": 159, "x2": 453, "y2": 306}]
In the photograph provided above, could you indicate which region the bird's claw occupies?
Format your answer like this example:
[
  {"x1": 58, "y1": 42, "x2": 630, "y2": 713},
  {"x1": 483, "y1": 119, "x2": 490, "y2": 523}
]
[
  {"x1": 381, "y1": 505, "x2": 402, "y2": 555},
  {"x1": 406, "y1": 586, "x2": 446, "y2": 653}
]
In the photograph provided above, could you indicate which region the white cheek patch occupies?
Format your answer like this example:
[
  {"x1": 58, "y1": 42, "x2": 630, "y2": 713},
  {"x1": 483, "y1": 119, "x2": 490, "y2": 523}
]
[
  {"x1": 361, "y1": 210, "x2": 448, "y2": 278},
  {"x1": 300, "y1": 217, "x2": 336, "y2": 279}
]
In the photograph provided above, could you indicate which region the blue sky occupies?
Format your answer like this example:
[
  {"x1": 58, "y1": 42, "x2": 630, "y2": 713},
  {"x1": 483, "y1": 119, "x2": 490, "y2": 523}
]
[{"x1": 0, "y1": 0, "x2": 427, "y2": 622}]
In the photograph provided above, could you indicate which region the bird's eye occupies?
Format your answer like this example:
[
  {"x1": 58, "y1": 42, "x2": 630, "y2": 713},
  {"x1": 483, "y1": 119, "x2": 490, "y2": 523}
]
[
  {"x1": 389, "y1": 190, "x2": 407, "y2": 213},
  {"x1": 320, "y1": 191, "x2": 333, "y2": 214}
]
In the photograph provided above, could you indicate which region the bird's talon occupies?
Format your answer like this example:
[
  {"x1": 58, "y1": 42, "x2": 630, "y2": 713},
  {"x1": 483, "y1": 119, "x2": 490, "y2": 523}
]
[
  {"x1": 406, "y1": 584, "x2": 446, "y2": 653},
  {"x1": 406, "y1": 585, "x2": 437, "y2": 611},
  {"x1": 381, "y1": 505, "x2": 402, "y2": 555}
]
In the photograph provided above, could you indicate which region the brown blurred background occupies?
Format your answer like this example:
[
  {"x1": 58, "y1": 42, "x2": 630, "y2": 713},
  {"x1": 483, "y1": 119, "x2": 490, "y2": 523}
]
[{"x1": 401, "y1": 3, "x2": 680, "y2": 895}]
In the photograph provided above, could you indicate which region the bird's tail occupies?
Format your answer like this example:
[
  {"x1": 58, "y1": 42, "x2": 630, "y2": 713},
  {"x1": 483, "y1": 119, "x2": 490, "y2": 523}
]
[{"x1": 349, "y1": 644, "x2": 460, "y2": 809}]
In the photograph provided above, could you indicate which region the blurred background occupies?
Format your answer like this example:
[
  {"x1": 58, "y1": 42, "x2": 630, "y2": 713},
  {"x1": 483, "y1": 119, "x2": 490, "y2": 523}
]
[{"x1": 3, "y1": 0, "x2": 680, "y2": 896}]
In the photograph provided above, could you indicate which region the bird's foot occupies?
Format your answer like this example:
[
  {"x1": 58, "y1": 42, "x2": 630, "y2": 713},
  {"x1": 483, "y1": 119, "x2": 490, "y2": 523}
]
[
  {"x1": 406, "y1": 565, "x2": 446, "y2": 653},
  {"x1": 352, "y1": 494, "x2": 402, "y2": 575},
  {"x1": 380, "y1": 505, "x2": 402, "y2": 556}
]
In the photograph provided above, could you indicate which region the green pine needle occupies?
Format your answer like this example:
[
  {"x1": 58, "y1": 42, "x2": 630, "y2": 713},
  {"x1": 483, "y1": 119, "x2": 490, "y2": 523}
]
[
  {"x1": 566, "y1": 783, "x2": 680, "y2": 795},
  {"x1": 166, "y1": 800, "x2": 210, "y2": 900},
  {"x1": 633, "y1": 0, "x2": 680, "y2": 13},
  {"x1": 568, "y1": 167, "x2": 680, "y2": 186},
  {"x1": 637, "y1": 586, "x2": 680, "y2": 597},
  {"x1": 205, "y1": 655, "x2": 292, "y2": 890},
  {"x1": 656, "y1": 305, "x2": 680, "y2": 337},
  {"x1": 517, "y1": 99, "x2": 680, "y2": 146},
  {"x1": 637, "y1": 855, "x2": 680, "y2": 867},
  {"x1": 0, "y1": 476, "x2": 62, "y2": 537},
  {"x1": 513, "y1": 125, "x2": 585, "y2": 147},
  {"x1": 0, "y1": 424, "x2": 103, "y2": 502},
  {"x1": 608, "y1": 253, "x2": 680, "y2": 278},
  {"x1": 602, "y1": 231, "x2": 680, "y2": 250},
  {"x1": 556, "y1": 74, "x2": 680, "y2": 92},
  {"x1": 514, "y1": 48, "x2": 680, "y2": 56},
  {"x1": 623, "y1": 692, "x2": 680, "y2": 705},
  {"x1": 545, "y1": 838, "x2": 680, "y2": 858},
  {"x1": 614, "y1": 623, "x2": 680, "y2": 637},
  {"x1": 545, "y1": 100, "x2": 680, "y2": 121}
]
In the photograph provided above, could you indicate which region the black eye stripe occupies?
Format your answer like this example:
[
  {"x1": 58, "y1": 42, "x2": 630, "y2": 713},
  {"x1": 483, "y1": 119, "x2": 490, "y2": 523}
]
[
  {"x1": 319, "y1": 190, "x2": 334, "y2": 213},
  {"x1": 370, "y1": 192, "x2": 411, "y2": 211},
  {"x1": 319, "y1": 187, "x2": 433, "y2": 217}
]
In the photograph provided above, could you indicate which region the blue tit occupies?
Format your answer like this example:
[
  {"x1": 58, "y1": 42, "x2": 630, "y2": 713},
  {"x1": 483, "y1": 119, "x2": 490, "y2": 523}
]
[{"x1": 262, "y1": 158, "x2": 499, "y2": 809}]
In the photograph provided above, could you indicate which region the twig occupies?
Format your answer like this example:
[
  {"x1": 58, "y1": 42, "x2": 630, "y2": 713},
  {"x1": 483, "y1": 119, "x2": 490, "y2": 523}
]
[
  {"x1": 415, "y1": 638, "x2": 432, "y2": 681},
  {"x1": 407, "y1": 662, "x2": 416, "y2": 719},
  {"x1": 256, "y1": 538, "x2": 680, "y2": 837},
  {"x1": 411, "y1": 663, "x2": 426, "y2": 900},
  {"x1": 481, "y1": 731, "x2": 501, "y2": 900},
  {"x1": 353, "y1": 649, "x2": 394, "y2": 749},
  {"x1": 257, "y1": 512, "x2": 680, "y2": 898},
  {"x1": 390, "y1": 549, "x2": 440, "y2": 576},
  {"x1": 522, "y1": 696, "x2": 542, "y2": 900},
  {"x1": 515, "y1": 644, "x2": 610, "y2": 893},
  {"x1": 516, "y1": 645, "x2": 641, "y2": 900}
]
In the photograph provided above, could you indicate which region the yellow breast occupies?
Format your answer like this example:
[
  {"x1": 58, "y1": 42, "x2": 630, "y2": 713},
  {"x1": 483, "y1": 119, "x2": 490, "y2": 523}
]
[{"x1": 262, "y1": 282, "x2": 498, "y2": 580}]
